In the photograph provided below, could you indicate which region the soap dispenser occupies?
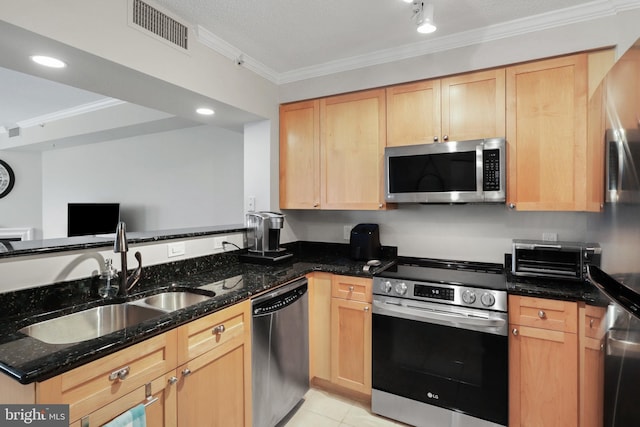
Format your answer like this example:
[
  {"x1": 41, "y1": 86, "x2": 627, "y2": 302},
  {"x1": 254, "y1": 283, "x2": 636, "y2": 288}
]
[{"x1": 98, "y1": 258, "x2": 119, "y2": 298}]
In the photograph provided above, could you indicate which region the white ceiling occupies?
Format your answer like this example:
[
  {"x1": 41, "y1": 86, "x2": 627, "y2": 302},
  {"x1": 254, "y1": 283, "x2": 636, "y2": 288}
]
[
  {"x1": 0, "y1": 0, "x2": 634, "y2": 145},
  {"x1": 152, "y1": 0, "x2": 620, "y2": 82}
]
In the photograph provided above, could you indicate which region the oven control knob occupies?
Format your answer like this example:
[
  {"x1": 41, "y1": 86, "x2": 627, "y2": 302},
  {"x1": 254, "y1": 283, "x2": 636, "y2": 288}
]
[
  {"x1": 481, "y1": 292, "x2": 496, "y2": 307},
  {"x1": 380, "y1": 280, "x2": 393, "y2": 294},
  {"x1": 461, "y1": 290, "x2": 476, "y2": 304},
  {"x1": 394, "y1": 282, "x2": 408, "y2": 296}
]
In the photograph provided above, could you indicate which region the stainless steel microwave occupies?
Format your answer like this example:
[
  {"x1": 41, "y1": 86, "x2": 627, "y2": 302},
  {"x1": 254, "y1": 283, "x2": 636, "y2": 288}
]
[
  {"x1": 384, "y1": 137, "x2": 506, "y2": 204},
  {"x1": 606, "y1": 128, "x2": 640, "y2": 204}
]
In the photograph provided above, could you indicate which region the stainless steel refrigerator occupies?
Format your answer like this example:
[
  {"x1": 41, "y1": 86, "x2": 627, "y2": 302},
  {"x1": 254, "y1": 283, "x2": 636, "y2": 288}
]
[{"x1": 586, "y1": 38, "x2": 640, "y2": 427}]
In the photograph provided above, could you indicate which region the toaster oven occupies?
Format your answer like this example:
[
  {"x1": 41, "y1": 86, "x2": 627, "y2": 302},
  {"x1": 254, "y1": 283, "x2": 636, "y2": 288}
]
[{"x1": 511, "y1": 239, "x2": 601, "y2": 280}]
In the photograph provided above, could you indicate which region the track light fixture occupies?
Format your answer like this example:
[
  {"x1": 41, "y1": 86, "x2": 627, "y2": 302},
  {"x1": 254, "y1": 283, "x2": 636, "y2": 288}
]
[{"x1": 412, "y1": 1, "x2": 437, "y2": 34}]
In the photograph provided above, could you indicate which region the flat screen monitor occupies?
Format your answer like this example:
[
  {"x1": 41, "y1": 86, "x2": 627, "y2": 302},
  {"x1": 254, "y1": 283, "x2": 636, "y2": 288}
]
[{"x1": 67, "y1": 203, "x2": 120, "y2": 237}]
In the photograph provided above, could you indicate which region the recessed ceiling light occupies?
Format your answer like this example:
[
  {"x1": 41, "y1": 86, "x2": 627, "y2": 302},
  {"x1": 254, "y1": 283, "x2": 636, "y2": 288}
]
[
  {"x1": 30, "y1": 55, "x2": 67, "y2": 68},
  {"x1": 196, "y1": 108, "x2": 215, "y2": 116}
]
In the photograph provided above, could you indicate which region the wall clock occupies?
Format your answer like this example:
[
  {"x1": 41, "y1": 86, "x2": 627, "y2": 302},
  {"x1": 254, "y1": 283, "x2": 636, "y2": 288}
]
[{"x1": 0, "y1": 159, "x2": 15, "y2": 198}]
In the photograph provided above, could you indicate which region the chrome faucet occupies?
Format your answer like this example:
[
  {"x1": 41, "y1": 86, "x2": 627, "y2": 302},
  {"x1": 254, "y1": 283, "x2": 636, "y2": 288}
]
[{"x1": 114, "y1": 221, "x2": 143, "y2": 296}]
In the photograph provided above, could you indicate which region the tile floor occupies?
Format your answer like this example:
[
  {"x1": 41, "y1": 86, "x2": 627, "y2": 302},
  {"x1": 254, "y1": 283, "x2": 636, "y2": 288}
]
[{"x1": 281, "y1": 388, "x2": 409, "y2": 427}]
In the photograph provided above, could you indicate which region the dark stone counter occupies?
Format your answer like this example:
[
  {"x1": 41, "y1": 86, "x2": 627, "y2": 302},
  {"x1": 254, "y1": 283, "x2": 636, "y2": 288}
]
[
  {"x1": 504, "y1": 254, "x2": 609, "y2": 306},
  {"x1": 0, "y1": 224, "x2": 247, "y2": 259},
  {"x1": 506, "y1": 275, "x2": 609, "y2": 306},
  {"x1": 0, "y1": 241, "x2": 396, "y2": 384}
]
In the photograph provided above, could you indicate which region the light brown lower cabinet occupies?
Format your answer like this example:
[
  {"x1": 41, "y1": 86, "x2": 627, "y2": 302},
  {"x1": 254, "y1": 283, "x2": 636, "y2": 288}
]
[
  {"x1": 4, "y1": 300, "x2": 252, "y2": 427},
  {"x1": 579, "y1": 304, "x2": 606, "y2": 427},
  {"x1": 176, "y1": 300, "x2": 252, "y2": 427},
  {"x1": 308, "y1": 272, "x2": 332, "y2": 382},
  {"x1": 509, "y1": 295, "x2": 606, "y2": 427},
  {"x1": 330, "y1": 275, "x2": 372, "y2": 396},
  {"x1": 308, "y1": 273, "x2": 373, "y2": 398}
]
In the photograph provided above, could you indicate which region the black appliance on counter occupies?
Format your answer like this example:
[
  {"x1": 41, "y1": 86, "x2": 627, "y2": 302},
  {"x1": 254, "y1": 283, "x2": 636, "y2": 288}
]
[
  {"x1": 372, "y1": 258, "x2": 508, "y2": 427},
  {"x1": 349, "y1": 223, "x2": 381, "y2": 260},
  {"x1": 511, "y1": 239, "x2": 601, "y2": 281}
]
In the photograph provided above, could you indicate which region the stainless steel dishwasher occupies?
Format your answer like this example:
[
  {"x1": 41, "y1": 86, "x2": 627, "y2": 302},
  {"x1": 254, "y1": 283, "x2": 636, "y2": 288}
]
[{"x1": 252, "y1": 278, "x2": 309, "y2": 427}]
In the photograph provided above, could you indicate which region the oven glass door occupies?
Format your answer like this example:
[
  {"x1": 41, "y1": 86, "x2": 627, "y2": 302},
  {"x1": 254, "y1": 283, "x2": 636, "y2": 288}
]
[{"x1": 372, "y1": 308, "x2": 508, "y2": 425}]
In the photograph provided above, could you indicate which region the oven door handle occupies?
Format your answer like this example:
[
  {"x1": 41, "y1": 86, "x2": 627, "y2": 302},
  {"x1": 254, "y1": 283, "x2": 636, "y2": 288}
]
[{"x1": 373, "y1": 299, "x2": 506, "y2": 329}]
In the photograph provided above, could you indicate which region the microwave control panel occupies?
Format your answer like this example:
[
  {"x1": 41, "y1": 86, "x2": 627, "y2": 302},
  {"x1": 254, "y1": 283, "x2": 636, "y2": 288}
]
[{"x1": 483, "y1": 149, "x2": 501, "y2": 191}]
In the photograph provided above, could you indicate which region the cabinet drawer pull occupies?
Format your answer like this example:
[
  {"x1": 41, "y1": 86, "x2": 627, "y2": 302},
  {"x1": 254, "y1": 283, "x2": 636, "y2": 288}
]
[
  {"x1": 168, "y1": 376, "x2": 178, "y2": 385},
  {"x1": 212, "y1": 324, "x2": 226, "y2": 335},
  {"x1": 538, "y1": 310, "x2": 546, "y2": 319},
  {"x1": 512, "y1": 328, "x2": 519, "y2": 336},
  {"x1": 348, "y1": 286, "x2": 354, "y2": 292},
  {"x1": 182, "y1": 368, "x2": 192, "y2": 377},
  {"x1": 108, "y1": 366, "x2": 130, "y2": 381},
  {"x1": 590, "y1": 318, "x2": 595, "y2": 328},
  {"x1": 364, "y1": 306, "x2": 370, "y2": 312}
]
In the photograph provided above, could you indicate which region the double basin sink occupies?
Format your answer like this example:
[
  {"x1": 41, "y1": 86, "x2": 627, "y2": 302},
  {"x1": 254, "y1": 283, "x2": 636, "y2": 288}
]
[{"x1": 19, "y1": 291, "x2": 213, "y2": 345}]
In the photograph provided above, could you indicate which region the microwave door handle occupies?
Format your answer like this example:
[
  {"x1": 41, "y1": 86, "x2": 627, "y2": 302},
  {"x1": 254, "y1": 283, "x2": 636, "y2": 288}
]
[{"x1": 372, "y1": 300, "x2": 505, "y2": 328}]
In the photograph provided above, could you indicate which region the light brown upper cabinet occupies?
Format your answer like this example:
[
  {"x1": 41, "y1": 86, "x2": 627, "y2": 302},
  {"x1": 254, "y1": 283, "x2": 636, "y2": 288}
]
[
  {"x1": 280, "y1": 90, "x2": 388, "y2": 210},
  {"x1": 386, "y1": 79, "x2": 441, "y2": 146},
  {"x1": 506, "y1": 53, "x2": 603, "y2": 212},
  {"x1": 279, "y1": 100, "x2": 320, "y2": 209},
  {"x1": 386, "y1": 69, "x2": 505, "y2": 147},
  {"x1": 605, "y1": 46, "x2": 640, "y2": 129},
  {"x1": 320, "y1": 89, "x2": 389, "y2": 210}
]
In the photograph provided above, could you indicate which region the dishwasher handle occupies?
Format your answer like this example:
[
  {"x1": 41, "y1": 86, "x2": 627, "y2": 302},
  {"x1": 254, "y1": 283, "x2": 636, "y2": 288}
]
[{"x1": 252, "y1": 279, "x2": 308, "y2": 316}]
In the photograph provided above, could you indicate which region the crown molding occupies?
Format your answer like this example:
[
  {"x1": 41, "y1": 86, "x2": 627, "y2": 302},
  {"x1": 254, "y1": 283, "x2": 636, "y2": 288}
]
[
  {"x1": 195, "y1": 0, "x2": 639, "y2": 85},
  {"x1": 195, "y1": 25, "x2": 281, "y2": 83},
  {"x1": 13, "y1": 98, "x2": 125, "y2": 130}
]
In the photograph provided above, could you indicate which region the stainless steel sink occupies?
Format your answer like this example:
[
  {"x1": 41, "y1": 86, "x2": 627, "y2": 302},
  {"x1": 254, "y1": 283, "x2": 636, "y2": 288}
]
[
  {"x1": 19, "y1": 304, "x2": 165, "y2": 345},
  {"x1": 133, "y1": 291, "x2": 211, "y2": 312}
]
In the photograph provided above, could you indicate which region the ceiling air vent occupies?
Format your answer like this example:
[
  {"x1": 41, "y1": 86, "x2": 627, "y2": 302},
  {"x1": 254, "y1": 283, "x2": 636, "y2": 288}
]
[{"x1": 131, "y1": 0, "x2": 188, "y2": 50}]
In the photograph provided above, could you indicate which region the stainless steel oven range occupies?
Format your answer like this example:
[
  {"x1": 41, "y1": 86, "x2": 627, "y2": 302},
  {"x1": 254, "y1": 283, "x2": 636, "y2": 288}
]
[{"x1": 372, "y1": 259, "x2": 508, "y2": 427}]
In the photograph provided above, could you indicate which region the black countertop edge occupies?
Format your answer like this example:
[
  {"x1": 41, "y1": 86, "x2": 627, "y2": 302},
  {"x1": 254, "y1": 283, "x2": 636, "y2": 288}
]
[
  {"x1": 0, "y1": 242, "x2": 397, "y2": 384},
  {"x1": 503, "y1": 253, "x2": 609, "y2": 305},
  {"x1": 0, "y1": 224, "x2": 247, "y2": 259}
]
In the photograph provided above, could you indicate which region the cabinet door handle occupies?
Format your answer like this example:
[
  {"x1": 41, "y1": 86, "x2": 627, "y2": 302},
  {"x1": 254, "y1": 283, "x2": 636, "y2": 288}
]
[
  {"x1": 168, "y1": 376, "x2": 178, "y2": 385},
  {"x1": 590, "y1": 318, "x2": 595, "y2": 328},
  {"x1": 433, "y1": 136, "x2": 439, "y2": 142},
  {"x1": 538, "y1": 310, "x2": 546, "y2": 319},
  {"x1": 443, "y1": 135, "x2": 449, "y2": 141},
  {"x1": 182, "y1": 368, "x2": 192, "y2": 377},
  {"x1": 509, "y1": 203, "x2": 516, "y2": 209},
  {"x1": 313, "y1": 203, "x2": 319, "y2": 208},
  {"x1": 212, "y1": 324, "x2": 225, "y2": 335},
  {"x1": 364, "y1": 306, "x2": 370, "y2": 312},
  {"x1": 109, "y1": 366, "x2": 130, "y2": 381},
  {"x1": 512, "y1": 328, "x2": 519, "y2": 336}
]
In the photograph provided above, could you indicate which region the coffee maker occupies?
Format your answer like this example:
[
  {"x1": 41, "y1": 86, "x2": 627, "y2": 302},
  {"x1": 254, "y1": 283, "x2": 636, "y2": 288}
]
[{"x1": 240, "y1": 211, "x2": 293, "y2": 264}]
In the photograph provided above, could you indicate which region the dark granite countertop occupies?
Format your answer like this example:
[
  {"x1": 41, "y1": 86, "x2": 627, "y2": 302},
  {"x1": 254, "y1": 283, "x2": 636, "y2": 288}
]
[
  {"x1": 503, "y1": 254, "x2": 609, "y2": 306},
  {"x1": 0, "y1": 224, "x2": 247, "y2": 259},
  {"x1": 506, "y1": 276, "x2": 609, "y2": 306},
  {"x1": 0, "y1": 241, "x2": 396, "y2": 384}
]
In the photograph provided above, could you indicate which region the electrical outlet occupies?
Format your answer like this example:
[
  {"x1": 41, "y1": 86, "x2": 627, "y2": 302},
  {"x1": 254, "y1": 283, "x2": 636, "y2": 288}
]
[
  {"x1": 167, "y1": 242, "x2": 185, "y2": 258},
  {"x1": 214, "y1": 236, "x2": 225, "y2": 249},
  {"x1": 343, "y1": 225, "x2": 353, "y2": 240},
  {"x1": 248, "y1": 196, "x2": 256, "y2": 212},
  {"x1": 542, "y1": 232, "x2": 558, "y2": 242}
]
